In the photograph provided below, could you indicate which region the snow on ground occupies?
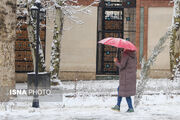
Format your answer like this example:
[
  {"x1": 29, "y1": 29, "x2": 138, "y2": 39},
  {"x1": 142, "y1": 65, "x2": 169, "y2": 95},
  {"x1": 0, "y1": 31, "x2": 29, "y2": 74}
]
[{"x1": 0, "y1": 79, "x2": 180, "y2": 120}]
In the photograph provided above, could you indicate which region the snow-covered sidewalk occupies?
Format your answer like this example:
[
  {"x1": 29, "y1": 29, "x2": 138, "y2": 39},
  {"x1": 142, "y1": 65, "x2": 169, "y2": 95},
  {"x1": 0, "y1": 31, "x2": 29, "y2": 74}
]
[{"x1": 0, "y1": 79, "x2": 180, "y2": 120}]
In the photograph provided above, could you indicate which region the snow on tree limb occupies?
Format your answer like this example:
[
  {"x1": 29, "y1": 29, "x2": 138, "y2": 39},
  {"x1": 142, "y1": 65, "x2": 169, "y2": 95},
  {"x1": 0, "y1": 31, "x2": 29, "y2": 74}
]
[
  {"x1": 170, "y1": 0, "x2": 180, "y2": 80},
  {"x1": 49, "y1": 0, "x2": 98, "y2": 85},
  {"x1": 17, "y1": 0, "x2": 98, "y2": 85},
  {"x1": 135, "y1": 0, "x2": 180, "y2": 107},
  {"x1": 134, "y1": 25, "x2": 175, "y2": 108}
]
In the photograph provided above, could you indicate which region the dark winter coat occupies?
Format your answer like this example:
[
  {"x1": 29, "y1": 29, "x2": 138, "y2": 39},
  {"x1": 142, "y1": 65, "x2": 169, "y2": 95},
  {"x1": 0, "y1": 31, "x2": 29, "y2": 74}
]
[{"x1": 115, "y1": 50, "x2": 137, "y2": 97}]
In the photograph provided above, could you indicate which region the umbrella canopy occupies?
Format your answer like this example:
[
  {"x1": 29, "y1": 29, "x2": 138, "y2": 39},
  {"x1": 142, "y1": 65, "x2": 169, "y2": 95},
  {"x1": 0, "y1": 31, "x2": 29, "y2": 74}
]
[{"x1": 98, "y1": 37, "x2": 136, "y2": 51}]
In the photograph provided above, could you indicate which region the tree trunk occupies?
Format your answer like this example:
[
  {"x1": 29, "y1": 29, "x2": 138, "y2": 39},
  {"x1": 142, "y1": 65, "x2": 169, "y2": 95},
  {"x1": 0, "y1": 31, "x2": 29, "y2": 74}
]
[
  {"x1": 134, "y1": 29, "x2": 171, "y2": 108},
  {"x1": 170, "y1": 1, "x2": 180, "y2": 79},
  {"x1": 0, "y1": 0, "x2": 16, "y2": 101},
  {"x1": 50, "y1": 1, "x2": 64, "y2": 85}
]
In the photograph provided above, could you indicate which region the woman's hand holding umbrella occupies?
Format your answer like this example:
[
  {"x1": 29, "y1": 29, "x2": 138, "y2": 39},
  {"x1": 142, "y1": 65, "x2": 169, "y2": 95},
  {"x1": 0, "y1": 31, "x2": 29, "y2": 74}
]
[{"x1": 114, "y1": 58, "x2": 118, "y2": 63}]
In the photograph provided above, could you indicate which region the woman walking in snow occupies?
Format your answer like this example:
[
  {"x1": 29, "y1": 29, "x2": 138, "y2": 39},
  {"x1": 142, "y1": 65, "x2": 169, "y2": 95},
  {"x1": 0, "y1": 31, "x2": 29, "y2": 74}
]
[{"x1": 112, "y1": 49, "x2": 137, "y2": 112}]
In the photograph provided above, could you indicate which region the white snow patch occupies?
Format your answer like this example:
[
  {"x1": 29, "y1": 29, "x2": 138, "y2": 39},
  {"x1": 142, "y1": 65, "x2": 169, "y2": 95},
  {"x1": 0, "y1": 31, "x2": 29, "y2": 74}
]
[
  {"x1": 35, "y1": 0, "x2": 41, "y2": 3},
  {"x1": 0, "y1": 79, "x2": 180, "y2": 120}
]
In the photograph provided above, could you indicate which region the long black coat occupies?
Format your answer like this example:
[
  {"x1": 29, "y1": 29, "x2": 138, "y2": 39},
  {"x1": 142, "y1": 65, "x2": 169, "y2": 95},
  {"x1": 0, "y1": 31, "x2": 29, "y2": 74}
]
[{"x1": 115, "y1": 50, "x2": 137, "y2": 97}]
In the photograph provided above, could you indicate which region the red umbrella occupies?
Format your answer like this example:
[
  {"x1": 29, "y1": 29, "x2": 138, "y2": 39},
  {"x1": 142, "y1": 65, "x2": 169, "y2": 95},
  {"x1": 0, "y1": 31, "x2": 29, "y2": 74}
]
[{"x1": 98, "y1": 37, "x2": 136, "y2": 51}]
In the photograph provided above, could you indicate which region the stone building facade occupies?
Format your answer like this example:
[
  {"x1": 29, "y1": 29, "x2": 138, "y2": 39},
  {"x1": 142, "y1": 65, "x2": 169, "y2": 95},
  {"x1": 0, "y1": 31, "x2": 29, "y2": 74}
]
[{"x1": 15, "y1": 0, "x2": 174, "y2": 81}]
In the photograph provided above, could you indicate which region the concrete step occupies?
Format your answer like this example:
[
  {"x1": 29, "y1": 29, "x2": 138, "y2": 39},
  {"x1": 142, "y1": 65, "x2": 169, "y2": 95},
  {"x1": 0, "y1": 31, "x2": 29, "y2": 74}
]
[{"x1": 96, "y1": 75, "x2": 119, "y2": 80}]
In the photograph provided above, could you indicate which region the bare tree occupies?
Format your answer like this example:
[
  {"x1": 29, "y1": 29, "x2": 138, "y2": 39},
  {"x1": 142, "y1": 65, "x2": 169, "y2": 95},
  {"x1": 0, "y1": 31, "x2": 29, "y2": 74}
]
[
  {"x1": 17, "y1": 0, "x2": 98, "y2": 85},
  {"x1": 170, "y1": 0, "x2": 180, "y2": 80},
  {"x1": 48, "y1": 0, "x2": 98, "y2": 85},
  {"x1": 134, "y1": 0, "x2": 179, "y2": 107},
  {"x1": 49, "y1": 0, "x2": 64, "y2": 85},
  {"x1": 17, "y1": 0, "x2": 46, "y2": 72},
  {"x1": 134, "y1": 28, "x2": 172, "y2": 107}
]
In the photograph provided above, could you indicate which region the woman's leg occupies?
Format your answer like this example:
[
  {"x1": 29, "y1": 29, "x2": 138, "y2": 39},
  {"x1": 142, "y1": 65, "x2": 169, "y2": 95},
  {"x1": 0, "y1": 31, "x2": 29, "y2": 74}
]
[
  {"x1": 117, "y1": 96, "x2": 122, "y2": 107},
  {"x1": 126, "y1": 96, "x2": 133, "y2": 109},
  {"x1": 112, "y1": 87, "x2": 121, "y2": 111},
  {"x1": 117, "y1": 87, "x2": 122, "y2": 106}
]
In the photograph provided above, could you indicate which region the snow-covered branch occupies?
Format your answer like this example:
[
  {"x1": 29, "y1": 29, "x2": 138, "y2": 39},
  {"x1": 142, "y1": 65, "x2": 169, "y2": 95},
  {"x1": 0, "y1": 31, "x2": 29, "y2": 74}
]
[
  {"x1": 170, "y1": 0, "x2": 180, "y2": 79},
  {"x1": 134, "y1": 25, "x2": 174, "y2": 108},
  {"x1": 48, "y1": 0, "x2": 99, "y2": 24},
  {"x1": 135, "y1": 0, "x2": 180, "y2": 107},
  {"x1": 17, "y1": 0, "x2": 98, "y2": 85}
]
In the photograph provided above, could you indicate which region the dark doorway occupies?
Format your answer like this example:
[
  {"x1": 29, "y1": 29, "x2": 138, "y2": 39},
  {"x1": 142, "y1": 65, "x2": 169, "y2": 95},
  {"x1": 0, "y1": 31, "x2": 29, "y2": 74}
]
[{"x1": 96, "y1": 0, "x2": 136, "y2": 75}]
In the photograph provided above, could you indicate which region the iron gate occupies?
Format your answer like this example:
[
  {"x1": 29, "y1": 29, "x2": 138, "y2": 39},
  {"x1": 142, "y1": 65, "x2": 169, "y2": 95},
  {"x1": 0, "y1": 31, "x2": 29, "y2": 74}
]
[{"x1": 97, "y1": 0, "x2": 136, "y2": 74}]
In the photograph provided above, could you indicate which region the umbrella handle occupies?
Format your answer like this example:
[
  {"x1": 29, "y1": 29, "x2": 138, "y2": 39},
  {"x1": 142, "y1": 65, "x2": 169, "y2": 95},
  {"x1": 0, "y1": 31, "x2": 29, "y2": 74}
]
[{"x1": 116, "y1": 48, "x2": 118, "y2": 58}]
